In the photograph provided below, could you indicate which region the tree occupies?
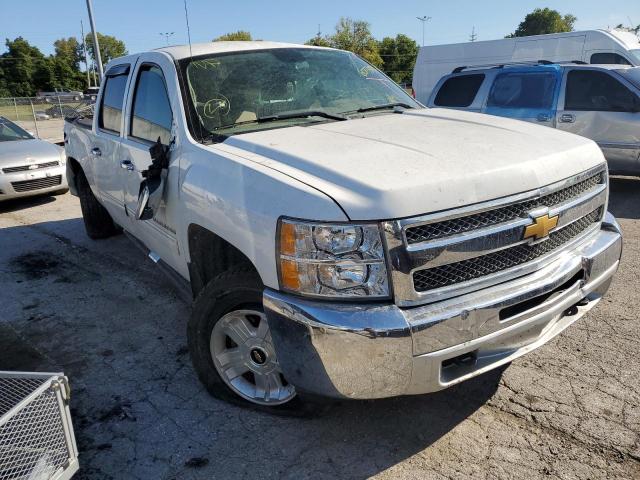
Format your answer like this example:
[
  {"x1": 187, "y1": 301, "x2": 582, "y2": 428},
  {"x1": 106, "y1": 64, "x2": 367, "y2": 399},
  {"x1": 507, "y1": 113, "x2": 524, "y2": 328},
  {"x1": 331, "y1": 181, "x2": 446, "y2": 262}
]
[
  {"x1": 0, "y1": 37, "x2": 46, "y2": 96},
  {"x1": 378, "y1": 34, "x2": 418, "y2": 84},
  {"x1": 84, "y1": 32, "x2": 127, "y2": 65},
  {"x1": 54, "y1": 37, "x2": 82, "y2": 71},
  {"x1": 328, "y1": 18, "x2": 383, "y2": 67},
  {"x1": 213, "y1": 31, "x2": 252, "y2": 41},
  {"x1": 305, "y1": 35, "x2": 331, "y2": 47},
  {"x1": 507, "y1": 8, "x2": 576, "y2": 37}
]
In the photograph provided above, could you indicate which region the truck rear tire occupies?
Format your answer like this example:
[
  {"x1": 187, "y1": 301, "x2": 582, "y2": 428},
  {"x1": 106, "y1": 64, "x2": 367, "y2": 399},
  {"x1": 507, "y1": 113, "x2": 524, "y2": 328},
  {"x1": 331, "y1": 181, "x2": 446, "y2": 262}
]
[
  {"x1": 76, "y1": 169, "x2": 121, "y2": 239},
  {"x1": 188, "y1": 268, "x2": 325, "y2": 415}
]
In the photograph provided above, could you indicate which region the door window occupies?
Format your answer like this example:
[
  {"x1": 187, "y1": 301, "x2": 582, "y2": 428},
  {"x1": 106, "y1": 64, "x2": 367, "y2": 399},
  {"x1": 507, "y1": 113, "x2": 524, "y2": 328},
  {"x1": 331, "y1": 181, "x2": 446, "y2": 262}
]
[
  {"x1": 487, "y1": 72, "x2": 556, "y2": 109},
  {"x1": 434, "y1": 74, "x2": 485, "y2": 107},
  {"x1": 98, "y1": 66, "x2": 129, "y2": 134},
  {"x1": 565, "y1": 70, "x2": 638, "y2": 112},
  {"x1": 130, "y1": 65, "x2": 173, "y2": 145},
  {"x1": 590, "y1": 53, "x2": 631, "y2": 66}
]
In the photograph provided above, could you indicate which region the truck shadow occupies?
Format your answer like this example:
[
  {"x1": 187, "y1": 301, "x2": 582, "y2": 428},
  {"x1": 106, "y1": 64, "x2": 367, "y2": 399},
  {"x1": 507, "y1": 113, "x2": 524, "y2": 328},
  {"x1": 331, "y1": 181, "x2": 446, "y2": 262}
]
[
  {"x1": 608, "y1": 176, "x2": 640, "y2": 220},
  {"x1": 0, "y1": 216, "x2": 503, "y2": 480}
]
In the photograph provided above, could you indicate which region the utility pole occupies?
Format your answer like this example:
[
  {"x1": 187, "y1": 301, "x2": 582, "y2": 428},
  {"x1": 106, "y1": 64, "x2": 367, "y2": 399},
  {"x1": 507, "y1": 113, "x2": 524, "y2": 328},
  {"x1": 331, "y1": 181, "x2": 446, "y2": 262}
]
[
  {"x1": 80, "y1": 20, "x2": 92, "y2": 88},
  {"x1": 470, "y1": 26, "x2": 478, "y2": 42},
  {"x1": 159, "y1": 32, "x2": 175, "y2": 45},
  {"x1": 85, "y1": 0, "x2": 103, "y2": 82},
  {"x1": 416, "y1": 16, "x2": 431, "y2": 47}
]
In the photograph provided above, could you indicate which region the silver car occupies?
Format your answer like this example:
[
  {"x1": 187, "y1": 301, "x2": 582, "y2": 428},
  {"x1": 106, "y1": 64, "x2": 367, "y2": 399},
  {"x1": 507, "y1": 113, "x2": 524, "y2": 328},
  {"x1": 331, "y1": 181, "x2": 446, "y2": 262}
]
[
  {"x1": 0, "y1": 117, "x2": 68, "y2": 201},
  {"x1": 427, "y1": 63, "x2": 640, "y2": 175}
]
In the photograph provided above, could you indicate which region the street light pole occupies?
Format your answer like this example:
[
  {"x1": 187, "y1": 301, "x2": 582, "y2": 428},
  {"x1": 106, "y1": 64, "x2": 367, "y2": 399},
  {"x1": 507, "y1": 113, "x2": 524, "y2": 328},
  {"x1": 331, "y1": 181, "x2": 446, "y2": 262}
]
[
  {"x1": 159, "y1": 32, "x2": 175, "y2": 46},
  {"x1": 86, "y1": 0, "x2": 104, "y2": 82},
  {"x1": 80, "y1": 20, "x2": 92, "y2": 88},
  {"x1": 416, "y1": 16, "x2": 432, "y2": 47}
]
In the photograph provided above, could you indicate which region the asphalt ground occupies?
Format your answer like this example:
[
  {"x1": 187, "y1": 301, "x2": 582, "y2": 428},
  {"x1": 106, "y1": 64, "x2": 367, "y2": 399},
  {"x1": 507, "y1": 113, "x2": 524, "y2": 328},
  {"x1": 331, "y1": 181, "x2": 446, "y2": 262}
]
[{"x1": 0, "y1": 177, "x2": 638, "y2": 479}]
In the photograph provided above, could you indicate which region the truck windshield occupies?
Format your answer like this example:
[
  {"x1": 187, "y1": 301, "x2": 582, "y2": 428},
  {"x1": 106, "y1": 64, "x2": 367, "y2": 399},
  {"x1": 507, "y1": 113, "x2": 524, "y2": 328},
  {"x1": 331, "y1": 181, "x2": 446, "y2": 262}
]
[{"x1": 180, "y1": 48, "x2": 420, "y2": 141}]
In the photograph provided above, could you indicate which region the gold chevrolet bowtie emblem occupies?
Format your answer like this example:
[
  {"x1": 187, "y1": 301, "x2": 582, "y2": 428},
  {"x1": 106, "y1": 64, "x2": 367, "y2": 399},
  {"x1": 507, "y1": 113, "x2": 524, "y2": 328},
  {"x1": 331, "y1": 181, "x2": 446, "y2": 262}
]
[{"x1": 523, "y1": 214, "x2": 559, "y2": 241}]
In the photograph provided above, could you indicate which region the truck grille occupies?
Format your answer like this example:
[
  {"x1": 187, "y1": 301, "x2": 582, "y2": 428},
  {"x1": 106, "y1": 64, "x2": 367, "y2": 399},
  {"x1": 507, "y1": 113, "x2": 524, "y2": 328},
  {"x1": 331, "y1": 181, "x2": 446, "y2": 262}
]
[
  {"x1": 405, "y1": 171, "x2": 603, "y2": 244},
  {"x1": 3, "y1": 161, "x2": 59, "y2": 174},
  {"x1": 11, "y1": 175, "x2": 62, "y2": 192},
  {"x1": 383, "y1": 165, "x2": 608, "y2": 306},
  {"x1": 413, "y1": 208, "x2": 602, "y2": 292}
]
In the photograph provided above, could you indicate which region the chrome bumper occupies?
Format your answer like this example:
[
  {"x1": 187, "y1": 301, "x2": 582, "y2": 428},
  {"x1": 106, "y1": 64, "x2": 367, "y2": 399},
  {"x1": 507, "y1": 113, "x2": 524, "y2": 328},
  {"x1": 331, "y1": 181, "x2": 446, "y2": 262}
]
[{"x1": 264, "y1": 213, "x2": 622, "y2": 400}]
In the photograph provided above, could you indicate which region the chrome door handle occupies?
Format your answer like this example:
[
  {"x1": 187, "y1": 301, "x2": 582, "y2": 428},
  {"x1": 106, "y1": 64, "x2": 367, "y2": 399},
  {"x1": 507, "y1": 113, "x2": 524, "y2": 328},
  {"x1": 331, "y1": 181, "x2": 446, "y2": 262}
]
[
  {"x1": 559, "y1": 114, "x2": 575, "y2": 123},
  {"x1": 120, "y1": 160, "x2": 135, "y2": 171},
  {"x1": 91, "y1": 147, "x2": 102, "y2": 156}
]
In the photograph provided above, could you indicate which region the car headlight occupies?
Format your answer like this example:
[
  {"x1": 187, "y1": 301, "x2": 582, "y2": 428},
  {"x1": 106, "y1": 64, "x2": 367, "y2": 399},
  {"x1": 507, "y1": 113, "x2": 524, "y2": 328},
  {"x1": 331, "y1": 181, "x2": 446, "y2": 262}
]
[{"x1": 277, "y1": 218, "x2": 390, "y2": 299}]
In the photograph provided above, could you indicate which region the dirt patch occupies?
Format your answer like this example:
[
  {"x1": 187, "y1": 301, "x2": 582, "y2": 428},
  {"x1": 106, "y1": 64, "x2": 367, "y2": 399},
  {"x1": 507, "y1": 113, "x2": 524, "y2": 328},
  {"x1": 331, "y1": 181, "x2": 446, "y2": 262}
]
[{"x1": 10, "y1": 251, "x2": 61, "y2": 279}]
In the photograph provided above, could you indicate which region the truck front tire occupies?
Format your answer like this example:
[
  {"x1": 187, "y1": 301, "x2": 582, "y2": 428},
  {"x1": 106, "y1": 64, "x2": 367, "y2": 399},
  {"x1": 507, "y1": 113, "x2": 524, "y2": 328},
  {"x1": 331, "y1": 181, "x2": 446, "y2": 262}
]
[
  {"x1": 76, "y1": 169, "x2": 121, "y2": 239},
  {"x1": 187, "y1": 268, "x2": 322, "y2": 415}
]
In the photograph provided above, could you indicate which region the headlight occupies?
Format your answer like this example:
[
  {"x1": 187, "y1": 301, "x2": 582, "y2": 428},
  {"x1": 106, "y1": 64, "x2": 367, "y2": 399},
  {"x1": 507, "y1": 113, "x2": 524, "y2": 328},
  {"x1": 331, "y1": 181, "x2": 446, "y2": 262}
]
[{"x1": 277, "y1": 218, "x2": 390, "y2": 299}]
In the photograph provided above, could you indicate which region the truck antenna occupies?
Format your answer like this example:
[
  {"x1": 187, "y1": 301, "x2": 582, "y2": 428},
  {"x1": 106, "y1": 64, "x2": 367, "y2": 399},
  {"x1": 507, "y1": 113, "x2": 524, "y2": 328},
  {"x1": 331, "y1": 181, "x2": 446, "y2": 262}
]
[{"x1": 183, "y1": 0, "x2": 193, "y2": 58}]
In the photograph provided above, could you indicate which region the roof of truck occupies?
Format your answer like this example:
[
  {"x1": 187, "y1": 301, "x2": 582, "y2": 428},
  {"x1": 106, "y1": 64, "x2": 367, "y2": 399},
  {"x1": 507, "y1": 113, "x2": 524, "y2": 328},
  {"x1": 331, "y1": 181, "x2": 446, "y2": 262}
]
[{"x1": 155, "y1": 41, "x2": 329, "y2": 60}]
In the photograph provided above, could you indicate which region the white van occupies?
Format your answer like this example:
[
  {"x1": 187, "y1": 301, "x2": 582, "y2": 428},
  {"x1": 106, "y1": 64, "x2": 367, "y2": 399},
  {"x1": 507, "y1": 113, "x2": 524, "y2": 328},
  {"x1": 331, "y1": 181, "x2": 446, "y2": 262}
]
[{"x1": 413, "y1": 29, "x2": 640, "y2": 104}]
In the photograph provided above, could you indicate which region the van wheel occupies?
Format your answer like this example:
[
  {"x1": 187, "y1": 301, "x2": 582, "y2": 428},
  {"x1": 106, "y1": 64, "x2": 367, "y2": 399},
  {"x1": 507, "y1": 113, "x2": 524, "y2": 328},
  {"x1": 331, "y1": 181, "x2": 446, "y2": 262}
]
[
  {"x1": 76, "y1": 169, "x2": 121, "y2": 239},
  {"x1": 188, "y1": 268, "x2": 324, "y2": 415}
]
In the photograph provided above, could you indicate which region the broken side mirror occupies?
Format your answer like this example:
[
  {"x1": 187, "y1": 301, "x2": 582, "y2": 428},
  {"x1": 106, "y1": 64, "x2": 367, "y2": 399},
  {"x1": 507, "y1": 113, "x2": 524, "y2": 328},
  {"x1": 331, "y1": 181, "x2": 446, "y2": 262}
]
[{"x1": 136, "y1": 137, "x2": 170, "y2": 221}]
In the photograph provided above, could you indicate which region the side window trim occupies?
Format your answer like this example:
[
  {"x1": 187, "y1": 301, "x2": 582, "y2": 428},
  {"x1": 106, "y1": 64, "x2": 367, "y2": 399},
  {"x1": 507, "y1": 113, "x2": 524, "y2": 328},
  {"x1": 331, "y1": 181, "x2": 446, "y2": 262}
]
[
  {"x1": 127, "y1": 62, "x2": 174, "y2": 146},
  {"x1": 97, "y1": 63, "x2": 132, "y2": 137}
]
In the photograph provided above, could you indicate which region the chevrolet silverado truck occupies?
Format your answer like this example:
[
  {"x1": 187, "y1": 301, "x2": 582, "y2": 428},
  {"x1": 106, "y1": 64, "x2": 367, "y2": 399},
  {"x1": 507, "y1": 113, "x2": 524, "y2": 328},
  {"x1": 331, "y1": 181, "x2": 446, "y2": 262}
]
[{"x1": 64, "y1": 41, "x2": 622, "y2": 413}]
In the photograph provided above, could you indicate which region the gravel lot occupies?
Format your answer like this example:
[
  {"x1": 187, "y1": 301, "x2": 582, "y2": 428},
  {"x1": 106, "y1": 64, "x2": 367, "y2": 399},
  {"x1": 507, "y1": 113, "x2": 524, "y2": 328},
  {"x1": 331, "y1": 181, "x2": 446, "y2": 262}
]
[{"x1": 0, "y1": 177, "x2": 639, "y2": 480}]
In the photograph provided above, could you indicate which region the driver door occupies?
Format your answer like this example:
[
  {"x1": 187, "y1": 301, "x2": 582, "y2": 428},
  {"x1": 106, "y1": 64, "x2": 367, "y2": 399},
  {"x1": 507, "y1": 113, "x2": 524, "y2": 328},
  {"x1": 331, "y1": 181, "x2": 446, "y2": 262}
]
[{"x1": 119, "y1": 59, "x2": 180, "y2": 267}]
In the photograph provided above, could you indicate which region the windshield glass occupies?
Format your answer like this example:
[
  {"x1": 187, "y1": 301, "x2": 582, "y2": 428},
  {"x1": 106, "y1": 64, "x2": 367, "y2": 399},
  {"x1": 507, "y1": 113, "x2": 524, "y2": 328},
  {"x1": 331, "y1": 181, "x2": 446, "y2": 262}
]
[
  {"x1": 630, "y1": 49, "x2": 640, "y2": 65},
  {"x1": 0, "y1": 118, "x2": 34, "y2": 142},
  {"x1": 617, "y1": 67, "x2": 640, "y2": 89},
  {"x1": 181, "y1": 48, "x2": 420, "y2": 140}
]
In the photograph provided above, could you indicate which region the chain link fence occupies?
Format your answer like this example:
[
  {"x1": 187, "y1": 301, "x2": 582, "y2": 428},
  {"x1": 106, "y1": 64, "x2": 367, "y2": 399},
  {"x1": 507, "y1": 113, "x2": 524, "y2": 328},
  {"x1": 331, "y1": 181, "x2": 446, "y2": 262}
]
[{"x1": 0, "y1": 96, "x2": 96, "y2": 144}]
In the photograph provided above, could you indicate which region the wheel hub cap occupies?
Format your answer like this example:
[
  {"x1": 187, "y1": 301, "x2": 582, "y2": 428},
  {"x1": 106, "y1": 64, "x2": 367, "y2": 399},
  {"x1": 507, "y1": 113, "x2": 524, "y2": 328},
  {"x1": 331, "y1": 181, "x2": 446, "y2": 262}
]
[{"x1": 210, "y1": 309, "x2": 296, "y2": 406}]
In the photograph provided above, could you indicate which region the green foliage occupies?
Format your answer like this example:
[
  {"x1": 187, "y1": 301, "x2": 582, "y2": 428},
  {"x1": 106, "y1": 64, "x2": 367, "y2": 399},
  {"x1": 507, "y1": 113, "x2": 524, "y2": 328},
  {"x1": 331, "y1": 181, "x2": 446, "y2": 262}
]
[
  {"x1": 213, "y1": 31, "x2": 253, "y2": 42},
  {"x1": 84, "y1": 32, "x2": 127, "y2": 65},
  {"x1": 507, "y1": 8, "x2": 577, "y2": 38},
  {"x1": 54, "y1": 37, "x2": 83, "y2": 71},
  {"x1": 305, "y1": 36, "x2": 331, "y2": 47},
  {"x1": 378, "y1": 34, "x2": 418, "y2": 84},
  {"x1": 0, "y1": 37, "x2": 46, "y2": 96}
]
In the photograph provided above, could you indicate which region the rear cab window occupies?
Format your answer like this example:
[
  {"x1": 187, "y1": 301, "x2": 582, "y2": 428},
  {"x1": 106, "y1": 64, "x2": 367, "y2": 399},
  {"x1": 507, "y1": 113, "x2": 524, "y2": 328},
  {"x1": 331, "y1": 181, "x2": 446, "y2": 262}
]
[
  {"x1": 487, "y1": 71, "x2": 557, "y2": 109},
  {"x1": 98, "y1": 64, "x2": 130, "y2": 135},
  {"x1": 434, "y1": 74, "x2": 485, "y2": 107}
]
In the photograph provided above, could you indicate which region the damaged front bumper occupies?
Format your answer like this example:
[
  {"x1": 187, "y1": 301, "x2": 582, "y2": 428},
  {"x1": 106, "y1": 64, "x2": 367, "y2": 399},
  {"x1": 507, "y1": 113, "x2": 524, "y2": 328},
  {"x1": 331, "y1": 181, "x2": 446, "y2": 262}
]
[{"x1": 264, "y1": 212, "x2": 622, "y2": 400}]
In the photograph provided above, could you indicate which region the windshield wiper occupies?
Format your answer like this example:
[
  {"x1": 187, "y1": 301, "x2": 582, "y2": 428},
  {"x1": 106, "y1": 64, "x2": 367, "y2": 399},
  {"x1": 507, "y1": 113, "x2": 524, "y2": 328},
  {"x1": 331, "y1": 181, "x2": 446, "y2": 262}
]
[
  {"x1": 344, "y1": 102, "x2": 414, "y2": 114},
  {"x1": 257, "y1": 110, "x2": 347, "y2": 122},
  {"x1": 210, "y1": 110, "x2": 346, "y2": 133}
]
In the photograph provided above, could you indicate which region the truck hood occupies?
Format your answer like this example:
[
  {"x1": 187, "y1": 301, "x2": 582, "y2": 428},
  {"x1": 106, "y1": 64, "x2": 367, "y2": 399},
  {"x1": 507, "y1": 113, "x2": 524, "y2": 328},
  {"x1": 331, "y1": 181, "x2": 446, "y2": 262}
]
[{"x1": 216, "y1": 108, "x2": 605, "y2": 220}]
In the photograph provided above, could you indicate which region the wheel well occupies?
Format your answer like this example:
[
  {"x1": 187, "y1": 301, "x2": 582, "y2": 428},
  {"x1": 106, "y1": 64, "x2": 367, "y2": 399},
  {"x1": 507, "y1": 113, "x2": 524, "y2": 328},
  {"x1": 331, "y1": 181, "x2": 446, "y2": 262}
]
[
  {"x1": 187, "y1": 224, "x2": 260, "y2": 297},
  {"x1": 66, "y1": 157, "x2": 81, "y2": 194}
]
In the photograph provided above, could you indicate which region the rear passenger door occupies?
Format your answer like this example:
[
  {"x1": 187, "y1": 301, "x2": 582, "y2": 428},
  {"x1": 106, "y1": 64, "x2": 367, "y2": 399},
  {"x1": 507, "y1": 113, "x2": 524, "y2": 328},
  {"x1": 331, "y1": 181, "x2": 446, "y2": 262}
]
[
  {"x1": 483, "y1": 69, "x2": 560, "y2": 126},
  {"x1": 557, "y1": 68, "x2": 640, "y2": 174},
  {"x1": 430, "y1": 74, "x2": 486, "y2": 112},
  {"x1": 92, "y1": 63, "x2": 131, "y2": 222}
]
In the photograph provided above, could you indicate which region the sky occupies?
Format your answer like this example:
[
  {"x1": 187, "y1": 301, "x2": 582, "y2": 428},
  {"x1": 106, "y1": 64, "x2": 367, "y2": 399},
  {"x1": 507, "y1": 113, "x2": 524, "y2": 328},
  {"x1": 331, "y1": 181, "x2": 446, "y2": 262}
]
[{"x1": 1, "y1": 0, "x2": 639, "y2": 57}]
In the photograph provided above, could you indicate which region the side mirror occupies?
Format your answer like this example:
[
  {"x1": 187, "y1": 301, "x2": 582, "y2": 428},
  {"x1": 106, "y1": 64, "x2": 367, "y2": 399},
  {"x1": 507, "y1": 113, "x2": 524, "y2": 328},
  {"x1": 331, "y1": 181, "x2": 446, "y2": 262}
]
[{"x1": 136, "y1": 176, "x2": 163, "y2": 221}]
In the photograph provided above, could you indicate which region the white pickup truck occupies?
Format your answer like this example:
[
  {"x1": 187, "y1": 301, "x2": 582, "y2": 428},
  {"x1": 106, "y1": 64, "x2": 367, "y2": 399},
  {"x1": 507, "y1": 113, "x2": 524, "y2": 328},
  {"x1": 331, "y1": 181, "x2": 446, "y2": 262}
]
[{"x1": 64, "y1": 41, "x2": 622, "y2": 413}]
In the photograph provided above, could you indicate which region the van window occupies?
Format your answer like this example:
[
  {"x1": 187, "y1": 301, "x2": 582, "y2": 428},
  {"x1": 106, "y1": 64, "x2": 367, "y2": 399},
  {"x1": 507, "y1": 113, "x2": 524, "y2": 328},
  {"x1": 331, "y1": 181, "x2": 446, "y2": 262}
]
[
  {"x1": 98, "y1": 68, "x2": 129, "y2": 134},
  {"x1": 434, "y1": 74, "x2": 485, "y2": 107},
  {"x1": 130, "y1": 65, "x2": 173, "y2": 144},
  {"x1": 487, "y1": 72, "x2": 556, "y2": 109},
  {"x1": 565, "y1": 70, "x2": 638, "y2": 112},
  {"x1": 590, "y1": 53, "x2": 631, "y2": 66}
]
